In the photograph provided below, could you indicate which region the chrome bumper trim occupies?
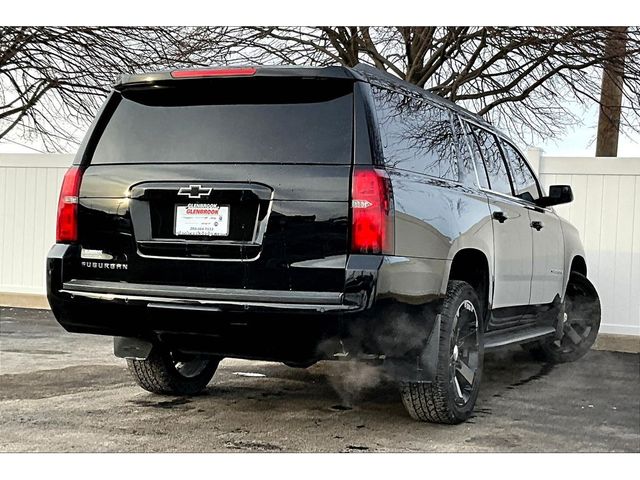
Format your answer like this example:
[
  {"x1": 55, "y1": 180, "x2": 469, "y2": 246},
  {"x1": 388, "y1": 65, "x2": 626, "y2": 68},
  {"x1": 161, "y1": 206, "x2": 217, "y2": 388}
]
[{"x1": 59, "y1": 289, "x2": 359, "y2": 313}]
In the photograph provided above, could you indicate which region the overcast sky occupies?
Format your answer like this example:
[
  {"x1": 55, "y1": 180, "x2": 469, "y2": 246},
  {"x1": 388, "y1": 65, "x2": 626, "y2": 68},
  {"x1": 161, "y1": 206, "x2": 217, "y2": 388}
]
[{"x1": 536, "y1": 102, "x2": 640, "y2": 157}]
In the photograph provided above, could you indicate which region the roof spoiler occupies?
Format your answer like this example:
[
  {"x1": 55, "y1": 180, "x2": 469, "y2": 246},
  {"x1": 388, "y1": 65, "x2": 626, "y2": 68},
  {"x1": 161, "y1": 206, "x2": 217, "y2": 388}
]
[{"x1": 113, "y1": 65, "x2": 365, "y2": 90}]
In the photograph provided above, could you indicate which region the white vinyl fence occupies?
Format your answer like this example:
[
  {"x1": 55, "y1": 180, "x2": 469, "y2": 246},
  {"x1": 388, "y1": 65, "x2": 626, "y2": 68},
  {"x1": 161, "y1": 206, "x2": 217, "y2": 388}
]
[
  {"x1": 528, "y1": 149, "x2": 640, "y2": 336},
  {"x1": 1, "y1": 152, "x2": 639, "y2": 336},
  {"x1": 0, "y1": 154, "x2": 74, "y2": 295}
]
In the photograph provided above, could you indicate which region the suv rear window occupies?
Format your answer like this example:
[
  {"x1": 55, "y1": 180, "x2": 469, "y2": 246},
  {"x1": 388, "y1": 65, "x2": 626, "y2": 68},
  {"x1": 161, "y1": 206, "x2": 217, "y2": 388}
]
[{"x1": 90, "y1": 79, "x2": 353, "y2": 165}]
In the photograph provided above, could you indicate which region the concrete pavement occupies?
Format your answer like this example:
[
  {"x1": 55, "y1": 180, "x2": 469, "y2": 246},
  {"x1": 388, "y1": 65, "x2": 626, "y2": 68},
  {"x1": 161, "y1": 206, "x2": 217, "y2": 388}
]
[{"x1": 1, "y1": 307, "x2": 638, "y2": 452}]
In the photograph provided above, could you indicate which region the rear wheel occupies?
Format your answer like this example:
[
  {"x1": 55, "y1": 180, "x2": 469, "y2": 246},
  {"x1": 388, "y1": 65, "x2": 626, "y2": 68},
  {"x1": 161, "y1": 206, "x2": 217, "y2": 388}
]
[
  {"x1": 527, "y1": 272, "x2": 600, "y2": 363},
  {"x1": 400, "y1": 280, "x2": 484, "y2": 424},
  {"x1": 127, "y1": 347, "x2": 220, "y2": 395}
]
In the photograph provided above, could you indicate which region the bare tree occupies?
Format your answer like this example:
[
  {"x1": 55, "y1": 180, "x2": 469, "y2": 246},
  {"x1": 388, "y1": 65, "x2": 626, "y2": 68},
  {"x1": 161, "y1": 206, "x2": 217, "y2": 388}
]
[
  {"x1": 0, "y1": 27, "x2": 223, "y2": 151},
  {"x1": 596, "y1": 27, "x2": 628, "y2": 156},
  {"x1": 219, "y1": 27, "x2": 640, "y2": 147},
  {"x1": 2, "y1": 27, "x2": 639, "y2": 152}
]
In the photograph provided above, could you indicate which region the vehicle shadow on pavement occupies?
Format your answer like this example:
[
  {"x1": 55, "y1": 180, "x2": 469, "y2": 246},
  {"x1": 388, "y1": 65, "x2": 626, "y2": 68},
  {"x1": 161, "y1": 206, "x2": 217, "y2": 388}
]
[{"x1": 140, "y1": 347, "x2": 558, "y2": 420}]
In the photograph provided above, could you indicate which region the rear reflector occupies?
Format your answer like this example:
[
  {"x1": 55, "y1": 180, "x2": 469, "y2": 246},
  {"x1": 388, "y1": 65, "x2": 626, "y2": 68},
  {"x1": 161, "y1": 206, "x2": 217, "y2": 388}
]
[
  {"x1": 350, "y1": 166, "x2": 394, "y2": 254},
  {"x1": 171, "y1": 67, "x2": 257, "y2": 78},
  {"x1": 56, "y1": 166, "x2": 83, "y2": 243}
]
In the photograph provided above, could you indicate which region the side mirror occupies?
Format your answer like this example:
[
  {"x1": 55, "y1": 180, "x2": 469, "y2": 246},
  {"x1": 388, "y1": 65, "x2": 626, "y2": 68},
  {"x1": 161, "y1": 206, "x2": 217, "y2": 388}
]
[{"x1": 536, "y1": 185, "x2": 573, "y2": 208}]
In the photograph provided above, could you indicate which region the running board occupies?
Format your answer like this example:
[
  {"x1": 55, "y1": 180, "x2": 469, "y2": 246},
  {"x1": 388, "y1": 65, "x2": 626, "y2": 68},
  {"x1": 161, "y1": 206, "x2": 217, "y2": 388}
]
[{"x1": 484, "y1": 326, "x2": 556, "y2": 350}]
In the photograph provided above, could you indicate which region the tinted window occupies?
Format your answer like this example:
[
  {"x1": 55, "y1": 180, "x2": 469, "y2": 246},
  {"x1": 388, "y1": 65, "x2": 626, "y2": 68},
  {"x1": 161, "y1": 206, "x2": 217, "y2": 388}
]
[
  {"x1": 500, "y1": 141, "x2": 540, "y2": 201},
  {"x1": 91, "y1": 79, "x2": 353, "y2": 164},
  {"x1": 469, "y1": 126, "x2": 512, "y2": 195},
  {"x1": 450, "y1": 116, "x2": 482, "y2": 188},
  {"x1": 461, "y1": 120, "x2": 490, "y2": 189},
  {"x1": 372, "y1": 87, "x2": 460, "y2": 182}
]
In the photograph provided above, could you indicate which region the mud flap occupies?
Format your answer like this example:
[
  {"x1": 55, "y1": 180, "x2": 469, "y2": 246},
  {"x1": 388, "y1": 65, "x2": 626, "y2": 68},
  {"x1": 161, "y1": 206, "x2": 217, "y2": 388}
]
[
  {"x1": 114, "y1": 336, "x2": 153, "y2": 360},
  {"x1": 382, "y1": 313, "x2": 441, "y2": 382}
]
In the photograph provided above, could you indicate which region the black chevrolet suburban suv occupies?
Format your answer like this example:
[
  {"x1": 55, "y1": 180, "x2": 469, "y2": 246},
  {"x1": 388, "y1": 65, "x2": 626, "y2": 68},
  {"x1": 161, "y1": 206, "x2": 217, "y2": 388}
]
[{"x1": 47, "y1": 64, "x2": 601, "y2": 424}]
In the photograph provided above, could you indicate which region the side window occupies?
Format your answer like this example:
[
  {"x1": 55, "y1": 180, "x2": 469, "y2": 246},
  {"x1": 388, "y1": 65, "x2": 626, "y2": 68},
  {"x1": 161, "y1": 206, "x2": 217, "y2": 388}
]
[
  {"x1": 500, "y1": 140, "x2": 540, "y2": 202},
  {"x1": 371, "y1": 86, "x2": 459, "y2": 182},
  {"x1": 469, "y1": 125, "x2": 513, "y2": 195},
  {"x1": 458, "y1": 118, "x2": 489, "y2": 189},
  {"x1": 450, "y1": 114, "x2": 480, "y2": 187}
]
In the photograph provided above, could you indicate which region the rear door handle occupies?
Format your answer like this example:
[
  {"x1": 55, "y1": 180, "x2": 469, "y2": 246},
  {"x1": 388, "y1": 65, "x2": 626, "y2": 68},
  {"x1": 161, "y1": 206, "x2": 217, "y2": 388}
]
[
  {"x1": 531, "y1": 220, "x2": 544, "y2": 231},
  {"x1": 492, "y1": 211, "x2": 507, "y2": 223}
]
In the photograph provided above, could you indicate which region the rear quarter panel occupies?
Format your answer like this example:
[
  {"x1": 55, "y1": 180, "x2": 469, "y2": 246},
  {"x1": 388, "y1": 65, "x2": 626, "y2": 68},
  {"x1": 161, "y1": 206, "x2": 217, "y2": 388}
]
[{"x1": 389, "y1": 169, "x2": 494, "y2": 296}]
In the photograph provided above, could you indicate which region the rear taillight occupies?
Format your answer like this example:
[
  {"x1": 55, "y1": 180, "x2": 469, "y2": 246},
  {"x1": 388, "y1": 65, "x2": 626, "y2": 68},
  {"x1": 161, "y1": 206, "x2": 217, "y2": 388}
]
[
  {"x1": 56, "y1": 166, "x2": 83, "y2": 243},
  {"x1": 350, "y1": 166, "x2": 394, "y2": 254},
  {"x1": 170, "y1": 67, "x2": 257, "y2": 78}
]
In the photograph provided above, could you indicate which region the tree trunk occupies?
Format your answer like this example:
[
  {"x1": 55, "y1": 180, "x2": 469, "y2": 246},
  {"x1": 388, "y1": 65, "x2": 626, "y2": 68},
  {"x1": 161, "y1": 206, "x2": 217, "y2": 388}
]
[{"x1": 596, "y1": 27, "x2": 628, "y2": 157}]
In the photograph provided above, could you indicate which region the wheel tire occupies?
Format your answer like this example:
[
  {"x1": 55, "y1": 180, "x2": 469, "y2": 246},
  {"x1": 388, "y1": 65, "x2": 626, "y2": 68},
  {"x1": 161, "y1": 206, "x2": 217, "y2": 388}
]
[
  {"x1": 400, "y1": 280, "x2": 484, "y2": 424},
  {"x1": 528, "y1": 272, "x2": 601, "y2": 363},
  {"x1": 127, "y1": 347, "x2": 220, "y2": 395}
]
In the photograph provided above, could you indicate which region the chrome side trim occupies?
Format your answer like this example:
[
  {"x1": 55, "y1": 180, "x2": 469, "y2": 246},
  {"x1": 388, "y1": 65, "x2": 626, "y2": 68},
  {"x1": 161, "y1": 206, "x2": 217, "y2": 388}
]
[
  {"x1": 135, "y1": 249, "x2": 263, "y2": 263},
  {"x1": 478, "y1": 187, "x2": 553, "y2": 212}
]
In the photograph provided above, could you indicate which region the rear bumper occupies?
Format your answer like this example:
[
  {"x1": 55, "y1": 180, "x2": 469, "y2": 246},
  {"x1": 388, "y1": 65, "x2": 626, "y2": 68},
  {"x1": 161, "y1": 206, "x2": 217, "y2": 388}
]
[
  {"x1": 59, "y1": 279, "x2": 357, "y2": 313},
  {"x1": 47, "y1": 244, "x2": 447, "y2": 380}
]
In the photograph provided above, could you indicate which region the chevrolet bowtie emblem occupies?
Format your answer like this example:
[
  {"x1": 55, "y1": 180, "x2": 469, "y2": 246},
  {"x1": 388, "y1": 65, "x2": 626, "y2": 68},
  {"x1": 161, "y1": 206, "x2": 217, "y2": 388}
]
[{"x1": 177, "y1": 184, "x2": 212, "y2": 199}]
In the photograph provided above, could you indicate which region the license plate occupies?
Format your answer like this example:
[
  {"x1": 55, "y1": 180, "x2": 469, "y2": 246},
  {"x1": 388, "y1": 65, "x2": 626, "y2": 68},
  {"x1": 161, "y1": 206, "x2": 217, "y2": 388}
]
[{"x1": 175, "y1": 203, "x2": 229, "y2": 236}]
